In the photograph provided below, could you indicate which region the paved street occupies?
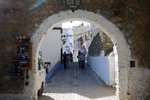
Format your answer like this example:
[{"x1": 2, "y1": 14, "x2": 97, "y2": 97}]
[{"x1": 39, "y1": 63, "x2": 117, "y2": 100}]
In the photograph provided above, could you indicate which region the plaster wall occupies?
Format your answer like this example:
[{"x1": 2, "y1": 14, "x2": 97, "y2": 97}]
[
  {"x1": 39, "y1": 30, "x2": 62, "y2": 71},
  {"x1": 108, "y1": 51, "x2": 116, "y2": 86},
  {"x1": 87, "y1": 50, "x2": 116, "y2": 86},
  {"x1": 87, "y1": 51, "x2": 110, "y2": 85}
]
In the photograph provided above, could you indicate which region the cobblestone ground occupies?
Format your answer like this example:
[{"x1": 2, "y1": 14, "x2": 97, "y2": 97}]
[{"x1": 38, "y1": 63, "x2": 117, "y2": 100}]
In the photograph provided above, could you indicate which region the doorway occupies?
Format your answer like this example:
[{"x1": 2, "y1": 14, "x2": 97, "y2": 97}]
[{"x1": 29, "y1": 10, "x2": 131, "y2": 100}]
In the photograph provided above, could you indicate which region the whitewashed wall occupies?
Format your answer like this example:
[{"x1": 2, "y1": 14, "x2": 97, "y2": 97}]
[
  {"x1": 107, "y1": 51, "x2": 116, "y2": 87},
  {"x1": 87, "y1": 50, "x2": 115, "y2": 86},
  {"x1": 39, "y1": 30, "x2": 62, "y2": 70}
]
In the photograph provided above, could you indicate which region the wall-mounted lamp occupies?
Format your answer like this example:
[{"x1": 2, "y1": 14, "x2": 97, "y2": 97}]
[{"x1": 65, "y1": 0, "x2": 81, "y2": 12}]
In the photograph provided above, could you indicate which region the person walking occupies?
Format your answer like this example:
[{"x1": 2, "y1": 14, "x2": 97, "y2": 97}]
[
  {"x1": 69, "y1": 52, "x2": 73, "y2": 68},
  {"x1": 66, "y1": 53, "x2": 70, "y2": 68},
  {"x1": 77, "y1": 51, "x2": 82, "y2": 68},
  {"x1": 63, "y1": 52, "x2": 67, "y2": 69},
  {"x1": 80, "y1": 52, "x2": 85, "y2": 70},
  {"x1": 70, "y1": 52, "x2": 73, "y2": 62}
]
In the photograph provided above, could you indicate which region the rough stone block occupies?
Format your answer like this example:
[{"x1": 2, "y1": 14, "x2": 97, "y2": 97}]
[
  {"x1": 119, "y1": 80, "x2": 128, "y2": 94},
  {"x1": 119, "y1": 66, "x2": 128, "y2": 80}
]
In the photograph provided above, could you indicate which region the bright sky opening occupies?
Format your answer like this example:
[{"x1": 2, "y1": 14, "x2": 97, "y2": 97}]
[{"x1": 62, "y1": 21, "x2": 90, "y2": 29}]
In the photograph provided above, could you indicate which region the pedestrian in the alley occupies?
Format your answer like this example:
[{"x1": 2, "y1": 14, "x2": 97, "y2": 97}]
[
  {"x1": 63, "y1": 52, "x2": 67, "y2": 69},
  {"x1": 77, "y1": 51, "x2": 82, "y2": 68},
  {"x1": 80, "y1": 52, "x2": 85, "y2": 70},
  {"x1": 69, "y1": 52, "x2": 73, "y2": 67},
  {"x1": 66, "y1": 53, "x2": 70, "y2": 68},
  {"x1": 70, "y1": 52, "x2": 73, "y2": 62}
]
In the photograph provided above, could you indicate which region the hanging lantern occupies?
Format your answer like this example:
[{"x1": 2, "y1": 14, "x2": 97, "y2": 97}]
[{"x1": 65, "y1": 0, "x2": 81, "y2": 12}]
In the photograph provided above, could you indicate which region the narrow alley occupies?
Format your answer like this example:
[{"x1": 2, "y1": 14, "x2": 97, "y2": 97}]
[
  {"x1": 39, "y1": 63, "x2": 116, "y2": 100},
  {"x1": 0, "y1": 1, "x2": 150, "y2": 100}
]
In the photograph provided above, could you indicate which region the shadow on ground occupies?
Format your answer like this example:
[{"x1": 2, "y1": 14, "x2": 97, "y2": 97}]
[{"x1": 38, "y1": 95, "x2": 55, "y2": 100}]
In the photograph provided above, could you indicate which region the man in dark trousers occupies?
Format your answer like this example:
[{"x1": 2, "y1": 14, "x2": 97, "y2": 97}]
[
  {"x1": 81, "y1": 52, "x2": 85, "y2": 70},
  {"x1": 63, "y1": 52, "x2": 67, "y2": 69}
]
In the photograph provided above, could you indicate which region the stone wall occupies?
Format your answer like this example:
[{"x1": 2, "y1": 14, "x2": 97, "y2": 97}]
[
  {"x1": 99, "y1": 32, "x2": 114, "y2": 56},
  {"x1": 1, "y1": 0, "x2": 149, "y2": 68},
  {"x1": 89, "y1": 33, "x2": 103, "y2": 56},
  {"x1": 127, "y1": 67, "x2": 150, "y2": 100},
  {"x1": 89, "y1": 31, "x2": 114, "y2": 56},
  {"x1": 0, "y1": 0, "x2": 150, "y2": 100}
]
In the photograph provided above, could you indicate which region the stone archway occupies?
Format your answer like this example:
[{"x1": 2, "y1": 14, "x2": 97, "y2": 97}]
[{"x1": 30, "y1": 10, "x2": 131, "y2": 100}]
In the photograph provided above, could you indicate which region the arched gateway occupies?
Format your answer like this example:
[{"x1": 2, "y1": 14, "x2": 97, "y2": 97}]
[{"x1": 29, "y1": 10, "x2": 131, "y2": 100}]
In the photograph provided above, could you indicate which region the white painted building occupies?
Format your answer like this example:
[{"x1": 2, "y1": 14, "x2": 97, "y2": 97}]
[
  {"x1": 87, "y1": 50, "x2": 116, "y2": 86},
  {"x1": 61, "y1": 28, "x2": 74, "y2": 54},
  {"x1": 39, "y1": 29, "x2": 62, "y2": 71}
]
